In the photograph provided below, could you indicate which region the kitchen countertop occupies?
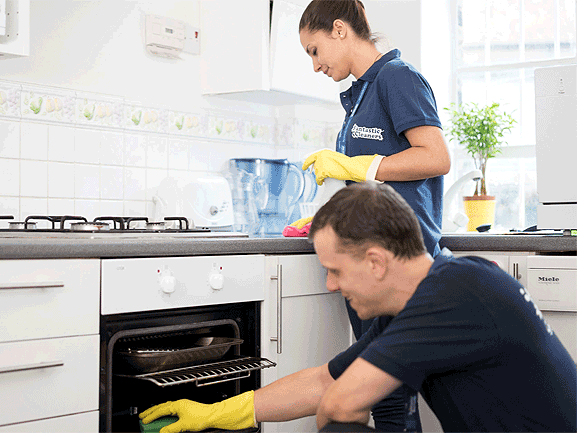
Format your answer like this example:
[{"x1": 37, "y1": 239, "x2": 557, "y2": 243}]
[{"x1": 0, "y1": 233, "x2": 574, "y2": 259}]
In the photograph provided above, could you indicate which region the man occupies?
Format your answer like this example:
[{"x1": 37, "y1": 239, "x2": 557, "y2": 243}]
[{"x1": 140, "y1": 183, "x2": 577, "y2": 433}]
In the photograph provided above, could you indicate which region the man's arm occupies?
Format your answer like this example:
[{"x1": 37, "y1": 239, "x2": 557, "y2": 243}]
[
  {"x1": 316, "y1": 358, "x2": 403, "y2": 429},
  {"x1": 254, "y1": 363, "x2": 335, "y2": 422}
]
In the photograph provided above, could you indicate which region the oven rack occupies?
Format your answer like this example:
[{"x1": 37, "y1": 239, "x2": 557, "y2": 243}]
[{"x1": 115, "y1": 356, "x2": 276, "y2": 388}]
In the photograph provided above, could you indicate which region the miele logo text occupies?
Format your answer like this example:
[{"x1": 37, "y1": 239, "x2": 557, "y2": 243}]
[{"x1": 538, "y1": 276, "x2": 560, "y2": 283}]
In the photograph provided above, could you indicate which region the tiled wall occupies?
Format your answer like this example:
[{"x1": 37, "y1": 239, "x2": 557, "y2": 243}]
[{"x1": 0, "y1": 80, "x2": 341, "y2": 224}]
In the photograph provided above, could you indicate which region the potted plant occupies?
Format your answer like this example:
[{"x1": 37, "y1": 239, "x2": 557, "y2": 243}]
[{"x1": 444, "y1": 102, "x2": 516, "y2": 231}]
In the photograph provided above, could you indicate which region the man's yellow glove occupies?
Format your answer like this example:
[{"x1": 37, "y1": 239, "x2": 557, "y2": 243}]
[
  {"x1": 303, "y1": 149, "x2": 384, "y2": 186},
  {"x1": 288, "y1": 216, "x2": 313, "y2": 229},
  {"x1": 139, "y1": 391, "x2": 256, "y2": 433}
]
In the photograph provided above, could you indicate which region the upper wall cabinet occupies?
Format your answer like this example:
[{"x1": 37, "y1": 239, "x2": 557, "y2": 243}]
[
  {"x1": 200, "y1": 0, "x2": 339, "y2": 105},
  {"x1": 0, "y1": 0, "x2": 30, "y2": 59}
]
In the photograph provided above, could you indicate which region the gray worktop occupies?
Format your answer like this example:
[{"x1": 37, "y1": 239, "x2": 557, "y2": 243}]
[{"x1": 0, "y1": 233, "x2": 574, "y2": 259}]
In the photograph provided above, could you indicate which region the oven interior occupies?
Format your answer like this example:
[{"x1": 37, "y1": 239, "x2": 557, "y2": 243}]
[{"x1": 101, "y1": 302, "x2": 272, "y2": 433}]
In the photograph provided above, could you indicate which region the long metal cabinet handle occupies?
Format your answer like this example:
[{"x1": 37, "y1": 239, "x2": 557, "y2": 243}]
[
  {"x1": 0, "y1": 281, "x2": 64, "y2": 290},
  {"x1": 0, "y1": 360, "x2": 65, "y2": 374},
  {"x1": 270, "y1": 264, "x2": 282, "y2": 354}
]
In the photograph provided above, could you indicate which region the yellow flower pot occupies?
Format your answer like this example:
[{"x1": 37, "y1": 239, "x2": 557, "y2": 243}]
[{"x1": 463, "y1": 195, "x2": 496, "y2": 231}]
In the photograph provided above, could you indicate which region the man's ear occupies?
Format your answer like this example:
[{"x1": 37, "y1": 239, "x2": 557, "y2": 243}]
[{"x1": 365, "y1": 247, "x2": 391, "y2": 280}]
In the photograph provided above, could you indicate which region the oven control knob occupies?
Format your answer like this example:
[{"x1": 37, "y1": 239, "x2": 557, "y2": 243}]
[
  {"x1": 158, "y1": 268, "x2": 176, "y2": 294},
  {"x1": 209, "y1": 271, "x2": 224, "y2": 290}
]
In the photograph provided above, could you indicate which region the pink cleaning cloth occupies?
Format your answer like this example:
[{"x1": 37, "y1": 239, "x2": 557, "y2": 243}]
[{"x1": 282, "y1": 222, "x2": 312, "y2": 237}]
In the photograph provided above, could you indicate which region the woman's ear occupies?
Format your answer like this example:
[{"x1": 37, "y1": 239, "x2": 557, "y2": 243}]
[{"x1": 332, "y1": 19, "x2": 347, "y2": 39}]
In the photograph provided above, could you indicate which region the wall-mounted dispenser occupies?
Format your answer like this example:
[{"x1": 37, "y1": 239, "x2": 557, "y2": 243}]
[{"x1": 145, "y1": 14, "x2": 200, "y2": 59}]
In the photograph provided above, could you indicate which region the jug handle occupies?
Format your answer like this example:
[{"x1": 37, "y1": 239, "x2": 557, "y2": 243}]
[{"x1": 287, "y1": 163, "x2": 305, "y2": 208}]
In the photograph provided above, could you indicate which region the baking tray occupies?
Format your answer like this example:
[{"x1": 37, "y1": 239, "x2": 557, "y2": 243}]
[{"x1": 116, "y1": 336, "x2": 243, "y2": 374}]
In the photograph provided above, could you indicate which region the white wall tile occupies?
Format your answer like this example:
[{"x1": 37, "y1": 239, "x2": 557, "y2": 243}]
[
  {"x1": 48, "y1": 198, "x2": 75, "y2": 216},
  {"x1": 75, "y1": 199, "x2": 100, "y2": 221},
  {"x1": 125, "y1": 133, "x2": 147, "y2": 167},
  {"x1": 20, "y1": 122, "x2": 48, "y2": 160},
  {"x1": 48, "y1": 162, "x2": 75, "y2": 198},
  {"x1": 101, "y1": 166, "x2": 124, "y2": 200},
  {"x1": 0, "y1": 197, "x2": 19, "y2": 226},
  {"x1": 168, "y1": 138, "x2": 189, "y2": 170},
  {"x1": 189, "y1": 140, "x2": 212, "y2": 171},
  {"x1": 124, "y1": 167, "x2": 146, "y2": 201},
  {"x1": 0, "y1": 120, "x2": 20, "y2": 158},
  {"x1": 74, "y1": 128, "x2": 101, "y2": 164},
  {"x1": 100, "y1": 131, "x2": 124, "y2": 166},
  {"x1": 124, "y1": 200, "x2": 146, "y2": 217},
  {"x1": 147, "y1": 135, "x2": 168, "y2": 168},
  {"x1": 74, "y1": 164, "x2": 100, "y2": 199},
  {"x1": 146, "y1": 168, "x2": 168, "y2": 200},
  {"x1": 21, "y1": 160, "x2": 48, "y2": 197},
  {"x1": 20, "y1": 197, "x2": 48, "y2": 220},
  {"x1": 48, "y1": 125, "x2": 75, "y2": 162},
  {"x1": 100, "y1": 200, "x2": 124, "y2": 217},
  {"x1": 0, "y1": 158, "x2": 20, "y2": 196}
]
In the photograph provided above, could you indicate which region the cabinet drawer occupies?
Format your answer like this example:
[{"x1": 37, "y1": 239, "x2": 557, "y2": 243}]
[
  {"x1": 0, "y1": 335, "x2": 99, "y2": 426},
  {"x1": 0, "y1": 259, "x2": 99, "y2": 342},
  {"x1": 0, "y1": 411, "x2": 99, "y2": 433}
]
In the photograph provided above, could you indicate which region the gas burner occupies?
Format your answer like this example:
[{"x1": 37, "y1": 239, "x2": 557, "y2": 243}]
[{"x1": 0, "y1": 215, "x2": 212, "y2": 234}]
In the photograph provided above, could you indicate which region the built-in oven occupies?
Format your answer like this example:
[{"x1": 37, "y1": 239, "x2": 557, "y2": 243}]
[{"x1": 100, "y1": 254, "x2": 274, "y2": 433}]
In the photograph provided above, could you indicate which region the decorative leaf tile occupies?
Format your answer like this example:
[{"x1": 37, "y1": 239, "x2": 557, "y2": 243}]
[
  {"x1": 21, "y1": 86, "x2": 75, "y2": 123},
  {"x1": 76, "y1": 93, "x2": 123, "y2": 128},
  {"x1": 0, "y1": 81, "x2": 21, "y2": 118}
]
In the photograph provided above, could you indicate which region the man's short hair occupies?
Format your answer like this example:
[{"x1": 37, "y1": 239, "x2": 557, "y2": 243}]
[{"x1": 308, "y1": 182, "x2": 427, "y2": 259}]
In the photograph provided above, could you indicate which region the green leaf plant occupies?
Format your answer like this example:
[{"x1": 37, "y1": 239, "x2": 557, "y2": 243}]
[{"x1": 444, "y1": 102, "x2": 516, "y2": 196}]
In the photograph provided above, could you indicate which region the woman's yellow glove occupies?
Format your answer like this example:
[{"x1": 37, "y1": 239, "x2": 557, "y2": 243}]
[
  {"x1": 289, "y1": 216, "x2": 313, "y2": 229},
  {"x1": 303, "y1": 149, "x2": 383, "y2": 185},
  {"x1": 139, "y1": 391, "x2": 256, "y2": 433}
]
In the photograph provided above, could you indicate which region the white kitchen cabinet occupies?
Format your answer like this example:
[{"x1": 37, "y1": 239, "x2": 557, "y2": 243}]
[
  {"x1": 200, "y1": 0, "x2": 340, "y2": 105},
  {"x1": 262, "y1": 254, "x2": 352, "y2": 433},
  {"x1": 0, "y1": 0, "x2": 30, "y2": 58},
  {"x1": 0, "y1": 259, "x2": 100, "y2": 431}
]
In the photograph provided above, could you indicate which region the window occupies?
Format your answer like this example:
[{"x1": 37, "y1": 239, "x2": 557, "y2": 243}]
[{"x1": 450, "y1": 0, "x2": 577, "y2": 231}]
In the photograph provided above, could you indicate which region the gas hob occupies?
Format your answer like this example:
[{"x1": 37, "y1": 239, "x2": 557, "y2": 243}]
[{"x1": 0, "y1": 215, "x2": 248, "y2": 240}]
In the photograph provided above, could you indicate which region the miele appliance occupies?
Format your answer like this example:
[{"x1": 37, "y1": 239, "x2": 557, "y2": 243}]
[
  {"x1": 100, "y1": 254, "x2": 274, "y2": 432},
  {"x1": 535, "y1": 65, "x2": 577, "y2": 231}
]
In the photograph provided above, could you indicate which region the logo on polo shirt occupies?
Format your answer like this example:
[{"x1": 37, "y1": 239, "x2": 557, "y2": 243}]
[{"x1": 351, "y1": 124, "x2": 383, "y2": 141}]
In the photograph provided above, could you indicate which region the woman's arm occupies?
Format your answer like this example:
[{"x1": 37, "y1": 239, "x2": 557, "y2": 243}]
[
  {"x1": 316, "y1": 358, "x2": 403, "y2": 430},
  {"x1": 375, "y1": 125, "x2": 451, "y2": 182},
  {"x1": 254, "y1": 363, "x2": 335, "y2": 422}
]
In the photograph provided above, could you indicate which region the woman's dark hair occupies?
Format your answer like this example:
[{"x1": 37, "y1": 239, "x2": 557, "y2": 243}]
[
  {"x1": 308, "y1": 182, "x2": 426, "y2": 260},
  {"x1": 299, "y1": 0, "x2": 375, "y2": 43}
]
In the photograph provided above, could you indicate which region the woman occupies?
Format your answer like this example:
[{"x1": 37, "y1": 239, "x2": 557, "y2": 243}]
[{"x1": 297, "y1": 1, "x2": 450, "y2": 431}]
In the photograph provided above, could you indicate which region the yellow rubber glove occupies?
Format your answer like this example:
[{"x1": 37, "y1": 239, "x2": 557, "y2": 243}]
[
  {"x1": 288, "y1": 216, "x2": 313, "y2": 229},
  {"x1": 302, "y1": 149, "x2": 384, "y2": 186},
  {"x1": 139, "y1": 391, "x2": 256, "y2": 433}
]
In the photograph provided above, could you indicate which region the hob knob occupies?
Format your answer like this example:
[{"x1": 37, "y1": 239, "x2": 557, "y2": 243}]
[
  {"x1": 158, "y1": 268, "x2": 176, "y2": 294},
  {"x1": 209, "y1": 271, "x2": 224, "y2": 290}
]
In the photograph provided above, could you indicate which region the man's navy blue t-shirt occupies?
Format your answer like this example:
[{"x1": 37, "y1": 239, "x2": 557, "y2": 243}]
[
  {"x1": 340, "y1": 49, "x2": 443, "y2": 256},
  {"x1": 328, "y1": 255, "x2": 577, "y2": 432}
]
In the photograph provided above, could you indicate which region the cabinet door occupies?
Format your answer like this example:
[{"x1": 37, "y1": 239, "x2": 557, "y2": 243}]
[
  {"x1": 200, "y1": 0, "x2": 269, "y2": 94},
  {"x1": 0, "y1": 411, "x2": 99, "y2": 433},
  {"x1": 262, "y1": 255, "x2": 352, "y2": 433},
  {"x1": 270, "y1": 0, "x2": 339, "y2": 103}
]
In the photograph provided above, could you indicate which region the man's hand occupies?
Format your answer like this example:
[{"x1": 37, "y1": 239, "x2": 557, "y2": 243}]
[
  {"x1": 302, "y1": 149, "x2": 383, "y2": 185},
  {"x1": 139, "y1": 391, "x2": 256, "y2": 433}
]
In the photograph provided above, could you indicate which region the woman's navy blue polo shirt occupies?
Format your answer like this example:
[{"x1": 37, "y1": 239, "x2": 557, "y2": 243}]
[{"x1": 339, "y1": 49, "x2": 444, "y2": 256}]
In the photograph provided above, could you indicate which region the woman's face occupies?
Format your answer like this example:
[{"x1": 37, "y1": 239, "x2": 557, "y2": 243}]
[{"x1": 300, "y1": 27, "x2": 350, "y2": 82}]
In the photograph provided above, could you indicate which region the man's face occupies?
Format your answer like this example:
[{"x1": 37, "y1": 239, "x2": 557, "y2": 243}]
[{"x1": 313, "y1": 226, "x2": 385, "y2": 320}]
